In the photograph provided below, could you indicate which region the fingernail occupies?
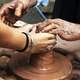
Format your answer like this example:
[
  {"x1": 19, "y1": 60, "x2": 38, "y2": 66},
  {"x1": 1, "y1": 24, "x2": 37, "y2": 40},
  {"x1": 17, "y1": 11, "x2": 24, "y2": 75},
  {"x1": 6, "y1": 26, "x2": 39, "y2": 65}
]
[
  {"x1": 15, "y1": 9, "x2": 21, "y2": 16},
  {"x1": 0, "y1": 10, "x2": 3, "y2": 15}
]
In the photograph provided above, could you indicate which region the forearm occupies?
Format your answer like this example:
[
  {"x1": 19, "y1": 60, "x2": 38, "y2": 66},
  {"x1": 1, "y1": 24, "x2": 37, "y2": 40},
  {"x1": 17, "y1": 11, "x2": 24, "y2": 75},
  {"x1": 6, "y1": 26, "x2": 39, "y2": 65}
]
[{"x1": 0, "y1": 21, "x2": 26, "y2": 50}]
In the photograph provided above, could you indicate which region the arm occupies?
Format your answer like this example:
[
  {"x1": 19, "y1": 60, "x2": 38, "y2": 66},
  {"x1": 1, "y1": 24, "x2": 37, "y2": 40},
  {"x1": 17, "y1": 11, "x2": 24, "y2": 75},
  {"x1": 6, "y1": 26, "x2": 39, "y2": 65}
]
[
  {"x1": 37, "y1": 19, "x2": 80, "y2": 41},
  {"x1": 0, "y1": 0, "x2": 49, "y2": 16},
  {"x1": 0, "y1": 21, "x2": 26, "y2": 50},
  {"x1": 0, "y1": 0, "x2": 49, "y2": 25},
  {"x1": 0, "y1": 21, "x2": 56, "y2": 53}
]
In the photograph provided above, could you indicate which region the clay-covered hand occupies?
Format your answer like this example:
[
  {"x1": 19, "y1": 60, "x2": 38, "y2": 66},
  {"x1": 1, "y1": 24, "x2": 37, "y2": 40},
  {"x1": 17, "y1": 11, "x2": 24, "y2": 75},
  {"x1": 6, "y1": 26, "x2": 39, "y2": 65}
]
[
  {"x1": 14, "y1": 20, "x2": 36, "y2": 32},
  {"x1": 0, "y1": 0, "x2": 37, "y2": 25},
  {"x1": 26, "y1": 27, "x2": 56, "y2": 54},
  {"x1": 37, "y1": 19, "x2": 80, "y2": 41}
]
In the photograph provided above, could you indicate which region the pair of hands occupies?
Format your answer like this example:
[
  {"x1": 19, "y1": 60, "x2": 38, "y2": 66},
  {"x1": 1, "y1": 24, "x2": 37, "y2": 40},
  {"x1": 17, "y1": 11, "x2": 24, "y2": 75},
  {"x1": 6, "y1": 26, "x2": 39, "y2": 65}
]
[
  {"x1": 16, "y1": 23, "x2": 56, "y2": 53},
  {"x1": 37, "y1": 19, "x2": 80, "y2": 41},
  {"x1": 1, "y1": 0, "x2": 80, "y2": 41},
  {"x1": 0, "y1": 0, "x2": 37, "y2": 25},
  {"x1": 0, "y1": 0, "x2": 56, "y2": 53},
  {"x1": 1, "y1": 0, "x2": 80, "y2": 54},
  {"x1": 18, "y1": 18, "x2": 80, "y2": 53},
  {"x1": 26, "y1": 26, "x2": 56, "y2": 53}
]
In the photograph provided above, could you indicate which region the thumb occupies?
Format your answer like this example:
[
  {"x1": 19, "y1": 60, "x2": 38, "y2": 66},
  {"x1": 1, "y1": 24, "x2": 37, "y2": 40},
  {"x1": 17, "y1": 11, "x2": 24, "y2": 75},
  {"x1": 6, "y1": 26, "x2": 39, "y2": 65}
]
[
  {"x1": 31, "y1": 27, "x2": 37, "y2": 33},
  {"x1": 53, "y1": 30, "x2": 76, "y2": 41},
  {"x1": 59, "y1": 33, "x2": 80, "y2": 41},
  {"x1": 15, "y1": 3, "x2": 23, "y2": 16}
]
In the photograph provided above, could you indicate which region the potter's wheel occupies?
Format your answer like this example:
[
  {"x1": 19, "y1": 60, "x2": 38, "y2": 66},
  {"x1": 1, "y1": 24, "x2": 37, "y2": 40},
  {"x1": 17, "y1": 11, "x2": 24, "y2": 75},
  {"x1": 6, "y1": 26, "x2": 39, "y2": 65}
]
[{"x1": 8, "y1": 51, "x2": 72, "y2": 80}]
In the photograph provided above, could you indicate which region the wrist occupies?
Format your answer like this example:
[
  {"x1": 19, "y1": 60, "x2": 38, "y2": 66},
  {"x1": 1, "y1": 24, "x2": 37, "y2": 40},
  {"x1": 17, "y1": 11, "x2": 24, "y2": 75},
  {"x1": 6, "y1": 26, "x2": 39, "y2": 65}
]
[
  {"x1": 25, "y1": 33, "x2": 33, "y2": 52},
  {"x1": 17, "y1": 32, "x2": 33, "y2": 53},
  {"x1": 17, "y1": 32, "x2": 29, "y2": 52}
]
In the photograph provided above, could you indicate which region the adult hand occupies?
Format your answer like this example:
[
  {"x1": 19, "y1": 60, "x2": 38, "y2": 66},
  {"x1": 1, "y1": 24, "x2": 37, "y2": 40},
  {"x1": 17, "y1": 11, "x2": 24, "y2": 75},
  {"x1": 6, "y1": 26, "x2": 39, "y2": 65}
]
[
  {"x1": 26, "y1": 27, "x2": 56, "y2": 54},
  {"x1": 37, "y1": 19, "x2": 80, "y2": 41},
  {"x1": 0, "y1": 0, "x2": 37, "y2": 25},
  {"x1": 14, "y1": 20, "x2": 36, "y2": 32}
]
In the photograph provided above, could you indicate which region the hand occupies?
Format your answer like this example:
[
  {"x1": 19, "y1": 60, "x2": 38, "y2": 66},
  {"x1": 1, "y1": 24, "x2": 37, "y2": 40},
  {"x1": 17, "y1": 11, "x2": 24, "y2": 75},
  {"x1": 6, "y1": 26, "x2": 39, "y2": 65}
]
[
  {"x1": 14, "y1": 20, "x2": 36, "y2": 32},
  {"x1": 26, "y1": 27, "x2": 56, "y2": 54},
  {"x1": 18, "y1": 24, "x2": 34, "y2": 32},
  {"x1": 15, "y1": 20, "x2": 40, "y2": 33},
  {"x1": 37, "y1": 19, "x2": 80, "y2": 41},
  {"x1": 0, "y1": 0, "x2": 37, "y2": 26}
]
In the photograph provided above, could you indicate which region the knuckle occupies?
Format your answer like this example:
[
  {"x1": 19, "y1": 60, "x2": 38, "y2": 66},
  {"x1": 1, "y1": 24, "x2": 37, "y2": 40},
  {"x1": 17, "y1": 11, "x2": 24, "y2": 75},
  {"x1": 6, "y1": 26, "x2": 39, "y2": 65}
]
[
  {"x1": 3, "y1": 3, "x2": 8, "y2": 7},
  {"x1": 2, "y1": 4, "x2": 8, "y2": 9},
  {"x1": 46, "y1": 19, "x2": 52, "y2": 23},
  {"x1": 55, "y1": 18, "x2": 61, "y2": 21}
]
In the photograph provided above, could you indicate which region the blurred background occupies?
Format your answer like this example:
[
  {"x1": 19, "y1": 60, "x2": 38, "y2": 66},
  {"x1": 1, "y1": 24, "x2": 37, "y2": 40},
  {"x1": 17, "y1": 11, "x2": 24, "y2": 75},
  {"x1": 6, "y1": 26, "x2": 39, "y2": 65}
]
[{"x1": 0, "y1": 0, "x2": 55, "y2": 19}]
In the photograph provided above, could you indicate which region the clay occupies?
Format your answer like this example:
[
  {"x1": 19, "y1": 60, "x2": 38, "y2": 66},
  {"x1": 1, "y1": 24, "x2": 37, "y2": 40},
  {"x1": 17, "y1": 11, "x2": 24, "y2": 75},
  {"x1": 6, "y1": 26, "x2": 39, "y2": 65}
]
[{"x1": 9, "y1": 51, "x2": 72, "y2": 80}]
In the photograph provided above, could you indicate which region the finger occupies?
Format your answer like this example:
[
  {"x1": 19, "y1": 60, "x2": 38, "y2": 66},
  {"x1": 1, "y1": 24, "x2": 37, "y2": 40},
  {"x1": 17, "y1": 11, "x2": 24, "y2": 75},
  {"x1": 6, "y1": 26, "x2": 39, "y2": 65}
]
[
  {"x1": 37, "y1": 19, "x2": 53, "y2": 31},
  {"x1": 42, "y1": 39, "x2": 56, "y2": 45},
  {"x1": 49, "y1": 29, "x2": 60, "y2": 34},
  {"x1": 0, "y1": 4, "x2": 10, "y2": 16},
  {"x1": 0, "y1": 16, "x2": 5, "y2": 22},
  {"x1": 59, "y1": 33, "x2": 80, "y2": 41},
  {"x1": 0, "y1": 7, "x2": 6, "y2": 16},
  {"x1": 42, "y1": 33, "x2": 56, "y2": 39},
  {"x1": 15, "y1": 3, "x2": 23, "y2": 16},
  {"x1": 42, "y1": 23, "x2": 57, "y2": 32},
  {"x1": 47, "y1": 35, "x2": 56, "y2": 40},
  {"x1": 0, "y1": 9, "x2": 6, "y2": 21},
  {"x1": 0, "y1": 2, "x2": 17, "y2": 21},
  {"x1": 37, "y1": 39, "x2": 56, "y2": 49},
  {"x1": 31, "y1": 26, "x2": 36, "y2": 33},
  {"x1": 0, "y1": 5, "x2": 11, "y2": 22},
  {"x1": 47, "y1": 45, "x2": 56, "y2": 51},
  {"x1": 8, "y1": 2, "x2": 16, "y2": 9},
  {"x1": 50, "y1": 19, "x2": 64, "y2": 26},
  {"x1": 50, "y1": 29, "x2": 79, "y2": 41},
  {"x1": 39, "y1": 44, "x2": 55, "y2": 51}
]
